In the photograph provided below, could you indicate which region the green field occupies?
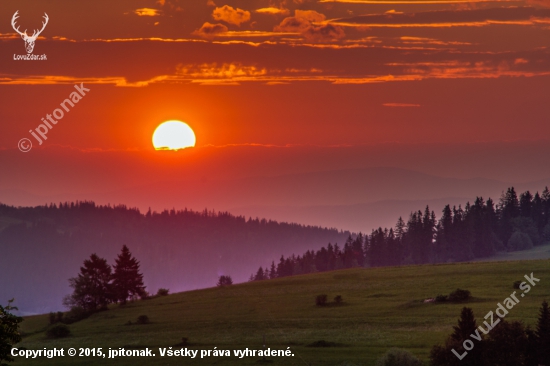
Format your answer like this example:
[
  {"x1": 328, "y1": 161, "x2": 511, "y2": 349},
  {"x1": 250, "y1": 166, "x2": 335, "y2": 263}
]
[{"x1": 15, "y1": 259, "x2": 550, "y2": 366}]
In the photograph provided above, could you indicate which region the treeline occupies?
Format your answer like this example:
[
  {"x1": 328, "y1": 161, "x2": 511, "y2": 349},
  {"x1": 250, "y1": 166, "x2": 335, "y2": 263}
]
[
  {"x1": 0, "y1": 200, "x2": 349, "y2": 313},
  {"x1": 251, "y1": 187, "x2": 550, "y2": 280}
]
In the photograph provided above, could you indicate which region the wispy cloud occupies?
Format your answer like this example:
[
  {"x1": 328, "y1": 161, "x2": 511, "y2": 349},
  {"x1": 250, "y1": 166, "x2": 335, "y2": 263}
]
[
  {"x1": 255, "y1": 7, "x2": 290, "y2": 16},
  {"x1": 132, "y1": 8, "x2": 162, "y2": 16},
  {"x1": 321, "y1": 0, "x2": 516, "y2": 3},
  {"x1": 331, "y1": 6, "x2": 550, "y2": 28}
]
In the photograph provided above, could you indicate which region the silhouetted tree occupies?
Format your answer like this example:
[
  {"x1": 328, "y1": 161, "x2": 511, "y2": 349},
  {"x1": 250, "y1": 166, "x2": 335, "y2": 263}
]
[
  {"x1": 498, "y1": 187, "x2": 520, "y2": 244},
  {"x1": 64, "y1": 254, "x2": 112, "y2": 311},
  {"x1": 269, "y1": 261, "x2": 277, "y2": 279},
  {"x1": 0, "y1": 299, "x2": 23, "y2": 366},
  {"x1": 112, "y1": 245, "x2": 146, "y2": 304},
  {"x1": 536, "y1": 300, "x2": 550, "y2": 364},
  {"x1": 254, "y1": 267, "x2": 266, "y2": 281},
  {"x1": 430, "y1": 307, "x2": 483, "y2": 366},
  {"x1": 484, "y1": 320, "x2": 529, "y2": 366},
  {"x1": 217, "y1": 275, "x2": 233, "y2": 286}
]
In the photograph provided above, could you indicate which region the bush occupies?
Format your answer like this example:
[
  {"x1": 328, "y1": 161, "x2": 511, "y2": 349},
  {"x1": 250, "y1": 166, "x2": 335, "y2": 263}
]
[
  {"x1": 375, "y1": 348, "x2": 422, "y2": 366},
  {"x1": 136, "y1": 315, "x2": 149, "y2": 324},
  {"x1": 156, "y1": 288, "x2": 169, "y2": 296},
  {"x1": 513, "y1": 280, "x2": 522, "y2": 289},
  {"x1": 334, "y1": 295, "x2": 343, "y2": 305},
  {"x1": 315, "y1": 294, "x2": 328, "y2": 307},
  {"x1": 448, "y1": 288, "x2": 471, "y2": 302},
  {"x1": 48, "y1": 312, "x2": 57, "y2": 325},
  {"x1": 63, "y1": 306, "x2": 90, "y2": 324},
  {"x1": 217, "y1": 275, "x2": 233, "y2": 287},
  {"x1": 46, "y1": 324, "x2": 71, "y2": 338},
  {"x1": 435, "y1": 294, "x2": 448, "y2": 303},
  {"x1": 307, "y1": 340, "x2": 339, "y2": 347}
]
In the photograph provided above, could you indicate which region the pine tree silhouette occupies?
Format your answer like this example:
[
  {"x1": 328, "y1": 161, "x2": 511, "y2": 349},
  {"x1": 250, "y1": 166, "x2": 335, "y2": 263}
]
[{"x1": 112, "y1": 245, "x2": 146, "y2": 305}]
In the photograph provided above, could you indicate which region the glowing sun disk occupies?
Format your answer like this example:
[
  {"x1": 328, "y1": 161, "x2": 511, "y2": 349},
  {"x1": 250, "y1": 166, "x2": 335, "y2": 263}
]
[{"x1": 153, "y1": 121, "x2": 196, "y2": 151}]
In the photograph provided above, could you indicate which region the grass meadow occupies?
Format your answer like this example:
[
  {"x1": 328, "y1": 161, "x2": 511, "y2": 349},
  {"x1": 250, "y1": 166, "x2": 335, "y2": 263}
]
[{"x1": 16, "y1": 259, "x2": 550, "y2": 366}]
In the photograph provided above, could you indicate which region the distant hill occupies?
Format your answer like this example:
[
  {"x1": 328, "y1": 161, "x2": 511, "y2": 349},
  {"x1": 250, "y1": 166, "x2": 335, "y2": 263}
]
[
  {"x1": 4, "y1": 166, "x2": 548, "y2": 233},
  {"x1": 0, "y1": 202, "x2": 349, "y2": 314},
  {"x1": 17, "y1": 260, "x2": 550, "y2": 366},
  {"x1": 230, "y1": 197, "x2": 472, "y2": 233}
]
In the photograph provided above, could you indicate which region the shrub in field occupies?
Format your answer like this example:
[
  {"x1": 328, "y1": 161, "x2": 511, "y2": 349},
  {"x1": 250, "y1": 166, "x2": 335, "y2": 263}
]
[
  {"x1": 48, "y1": 311, "x2": 64, "y2": 324},
  {"x1": 136, "y1": 315, "x2": 149, "y2": 324},
  {"x1": 334, "y1": 295, "x2": 343, "y2": 305},
  {"x1": 217, "y1": 275, "x2": 233, "y2": 287},
  {"x1": 315, "y1": 294, "x2": 328, "y2": 307},
  {"x1": 63, "y1": 306, "x2": 90, "y2": 324},
  {"x1": 375, "y1": 348, "x2": 422, "y2": 366},
  {"x1": 435, "y1": 294, "x2": 448, "y2": 303},
  {"x1": 513, "y1": 280, "x2": 522, "y2": 289},
  {"x1": 156, "y1": 288, "x2": 169, "y2": 296},
  {"x1": 448, "y1": 288, "x2": 471, "y2": 302},
  {"x1": 307, "y1": 340, "x2": 339, "y2": 347},
  {"x1": 48, "y1": 312, "x2": 57, "y2": 325},
  {"x1": 46, "y1": 324, "x2": 71, "y2": 339}
]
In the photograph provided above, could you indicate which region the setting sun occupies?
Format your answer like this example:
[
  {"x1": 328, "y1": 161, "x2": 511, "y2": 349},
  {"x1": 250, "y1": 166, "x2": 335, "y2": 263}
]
[{"x1": 152, "y1": 121, "x2": 196, "y2": 151}]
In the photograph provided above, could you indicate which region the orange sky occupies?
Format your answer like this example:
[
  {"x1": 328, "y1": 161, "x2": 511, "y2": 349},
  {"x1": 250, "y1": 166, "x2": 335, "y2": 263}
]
[{"x1": 1, "y1": 0, "x2": 550, "y2": 228}]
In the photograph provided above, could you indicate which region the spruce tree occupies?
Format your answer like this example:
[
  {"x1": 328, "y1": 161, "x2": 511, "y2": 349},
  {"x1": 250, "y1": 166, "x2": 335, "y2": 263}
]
[
  {"x1": 536, "y1": 300, "x2": 550, "y2": 363},
  {"x1": 430, "y1": 307, "x2": 483, "y2": 366},
  {"x1": 269, "y1": 261, "x2": 277, "y2": 279},
  {"x1": 254, "y1": 267, "x2": 265, "y2": 281},
  {"x1": 112, "y1": 246, "x2": 145, "y2": 304}
]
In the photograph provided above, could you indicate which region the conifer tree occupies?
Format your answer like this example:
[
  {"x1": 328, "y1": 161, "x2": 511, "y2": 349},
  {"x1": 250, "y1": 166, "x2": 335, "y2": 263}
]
[
  {"x1": 430, "y1": 307, "x2": 483, "y2": 366},
  {"x1": 269, "y1": 261, "x2": 277, "y2": 279},
  {"x1": 536, "y1": 300, "x2": 550, "y2": 363},
  {"x1": 64, "y1": 254, "x2": 113, "y2": 311},
  {"x1": 254, "y1": 267, "x2": 265, "y2": 281},
  {"x1": 112, "y1": 246, "x2": 146, "y2": 304}
]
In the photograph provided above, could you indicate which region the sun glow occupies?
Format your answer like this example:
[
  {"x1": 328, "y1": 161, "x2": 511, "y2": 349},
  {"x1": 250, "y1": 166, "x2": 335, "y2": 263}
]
[{"x1": 152, "y1": 121, "x2": 196, "y2": 151}]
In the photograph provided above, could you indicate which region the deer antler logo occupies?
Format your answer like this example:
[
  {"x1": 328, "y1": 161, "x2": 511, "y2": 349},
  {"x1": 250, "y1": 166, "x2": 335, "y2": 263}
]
[{"x1": 11, "y1": 10, "x2": 49, "y2": 54}]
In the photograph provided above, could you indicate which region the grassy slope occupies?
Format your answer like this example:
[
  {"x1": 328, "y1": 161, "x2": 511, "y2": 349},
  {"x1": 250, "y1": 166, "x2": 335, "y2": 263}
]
[{"x1": 16, "y1": 260, "x2": 550, "y2": 366}]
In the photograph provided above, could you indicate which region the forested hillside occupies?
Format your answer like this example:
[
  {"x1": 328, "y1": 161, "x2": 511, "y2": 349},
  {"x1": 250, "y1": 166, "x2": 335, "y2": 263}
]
[
  {"x1": 0, "y1": 202, "x2": 349, "y2": 314},
  {"x1": 250, "y1": 187, "x2": 550, "y2": 281}
]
